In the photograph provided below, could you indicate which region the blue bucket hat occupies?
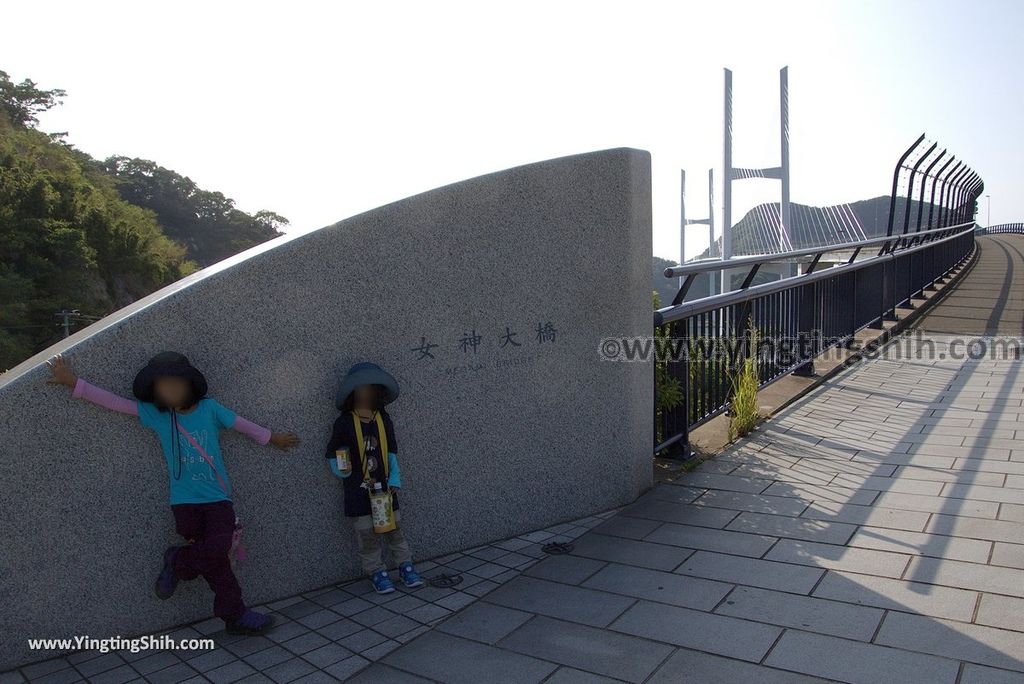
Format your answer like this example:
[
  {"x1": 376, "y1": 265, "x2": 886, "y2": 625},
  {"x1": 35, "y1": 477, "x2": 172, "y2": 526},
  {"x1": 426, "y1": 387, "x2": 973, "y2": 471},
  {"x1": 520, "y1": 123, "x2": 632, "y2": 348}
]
[{"x1": 335, "y1": 362, "x2": 400, "y2": 410}]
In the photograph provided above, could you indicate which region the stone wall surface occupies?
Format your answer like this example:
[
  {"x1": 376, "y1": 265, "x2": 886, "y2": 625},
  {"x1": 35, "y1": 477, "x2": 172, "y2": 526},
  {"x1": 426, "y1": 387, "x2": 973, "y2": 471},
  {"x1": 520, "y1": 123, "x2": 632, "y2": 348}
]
[{"x1": 0, "y1": 147, "x2": 653, "y2": 668}]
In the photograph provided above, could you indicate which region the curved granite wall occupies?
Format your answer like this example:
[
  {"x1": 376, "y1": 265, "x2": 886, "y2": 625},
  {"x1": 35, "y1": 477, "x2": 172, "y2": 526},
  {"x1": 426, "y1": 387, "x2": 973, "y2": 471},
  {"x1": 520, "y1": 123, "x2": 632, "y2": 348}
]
[{"x1": 0, "y1": 147, "x2": 653, "y2": 668}]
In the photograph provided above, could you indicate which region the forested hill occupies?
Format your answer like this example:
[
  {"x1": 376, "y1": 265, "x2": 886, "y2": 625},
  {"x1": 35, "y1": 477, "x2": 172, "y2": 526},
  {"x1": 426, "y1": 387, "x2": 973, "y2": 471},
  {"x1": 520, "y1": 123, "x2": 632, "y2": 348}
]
[{"x1": 0, "y1": 69, "x2": 286, "y2": 370}]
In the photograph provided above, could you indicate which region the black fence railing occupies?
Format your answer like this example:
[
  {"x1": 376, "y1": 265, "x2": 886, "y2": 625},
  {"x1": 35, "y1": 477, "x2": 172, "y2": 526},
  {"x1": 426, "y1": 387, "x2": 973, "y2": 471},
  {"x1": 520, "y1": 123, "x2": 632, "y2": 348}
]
[
  {"x1": 981, "y1": 223, "x2": 1024, "y2": 235},
  {"x1": 654, "y1": 135, "x2": 984, "y2": 458}
]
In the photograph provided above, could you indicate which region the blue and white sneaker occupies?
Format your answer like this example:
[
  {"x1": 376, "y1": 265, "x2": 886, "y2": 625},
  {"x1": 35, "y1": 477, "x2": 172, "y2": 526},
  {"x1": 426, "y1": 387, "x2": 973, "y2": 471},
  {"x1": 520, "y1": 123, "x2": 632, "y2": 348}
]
[
  {"x1": 399, "y1": 562, "x2": 424, "y2": 588},
  {"x1": 371, "y1": 569, "x2": 396, "y2": 594}
]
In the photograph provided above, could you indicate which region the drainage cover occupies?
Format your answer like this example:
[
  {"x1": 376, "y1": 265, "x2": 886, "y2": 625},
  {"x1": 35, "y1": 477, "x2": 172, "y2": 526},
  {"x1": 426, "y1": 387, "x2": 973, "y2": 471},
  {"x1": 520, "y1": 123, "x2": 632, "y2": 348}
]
[
  {"x1": 428, "y1": 573, "x2": 464, "y2": 588},
  {"x1": 542, "y1": 542, "x2": 574, "y2": 555}
]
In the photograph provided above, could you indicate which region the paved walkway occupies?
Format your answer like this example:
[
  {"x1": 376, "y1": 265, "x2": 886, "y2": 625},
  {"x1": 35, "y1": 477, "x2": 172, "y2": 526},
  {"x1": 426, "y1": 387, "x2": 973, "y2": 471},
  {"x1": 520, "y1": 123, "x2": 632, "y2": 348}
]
[{"x1": 4, "y1": 234, "x2": 1023, "y2": 683}]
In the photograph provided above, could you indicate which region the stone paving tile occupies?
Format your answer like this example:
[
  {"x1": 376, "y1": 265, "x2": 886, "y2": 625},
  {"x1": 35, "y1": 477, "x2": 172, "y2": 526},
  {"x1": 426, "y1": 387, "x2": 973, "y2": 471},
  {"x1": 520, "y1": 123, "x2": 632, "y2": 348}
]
[
  {"x1": 568, "y1": 532, "x2": 694, "y2": 570},
  {"x1": 27, "y1": 669, "x2": 80, "y2": 684},
  {"x1": 205, "y1": 659, "x2": 256, "y2": 684},
  {"x1": 647, "y1": 648, "x2": 833, "y2": 684},
  {"x1": 73, "y1": 653, "x2": 125, "y2": 678},
  {"x1": 522, "y1": 554, "x2": 606, "y2": 585},
  {"x1": 86, "y1": 665, "x2": 137, "y2": 684},
  {"x1": 580, "y1": 562, "x2": 732, "y2": 611},
  {"x1": 672, "y1": 471, "x2": 773, "y2": 493},
  {"x1": 131, "y1": 652, "x2": 180, "y2": 676},
  {"x1": 800, "y1": 499, "x2": 932, "y2": 531},
  {"x1": 643, "y1": 483, "x2": 709, "y2": 503},
  {"x1": 360, "y1": 639, "x2": 401, "y2": 661},
  {"x1": 765, "y1": 538, "x2": 912, "y2": 578},
  {"x1": 845, "y1": 526, "x2": 993, "y2": 563},
  {"x1": 727, "y1": 463, "x2": 835, "y2": 487},
  {"x1": 761, "y1": 480, "x2": 880, "y2": 505},
  {"x1": 609, "y1": 599, "x2": 781, "y2": 662},
  {"x1": 345, "y1": 663, "x2": 429, "y2": 682},
  {"x1": 314, "y1": 617, "x2": 361, "y2": 641},
  {"x1": 644, "y1": 522, "x2": 777, "y2": 557},
  {"x1": 435, "y1": 601, "x2": 533, "y2": 644},
  {"x1": 976, "y1": 594, "x2": 1024, "y2": 632},
  {"x1": 298, "y1": 642, "x2": 350, "y2": 669},
  {"x1": 279, "y1": 632, "x2": 329, "y2": 657},
  {"x1": 715, "y1": 585, "x2": 884, "y2": 641},
  {"x1": 142, "y1": 662, "x2": 202, "y2": 684},
  {"x1": 872, "y1": 491, "x2": 1001, "y2": 518},
  {"x1": 961, "y1": 663, "x2": 1024, "y2": 684},
  {"x1": 622, "y1": 498, "x2": 740, "y2": 528},
  {"x1": 884, "y1": 466, "x2": 1003, "y2": 489},
  {"x1": 19, "y1": 662, "x2": 70, "y2": 681},
  {"x1": 925, "y1": 513, "x2": 1024, "y2": 543},
  {"x1": 691, "y1": 489, "x2": 813, "y2": 516},
  {"x1": 340, "y1": 629, "x2": 388, "y2": 654},
  {"x1": 382, "y1": 631, "x2": 557, "y2": 684},
  {"x1": 497, "y1": 615, "x2": 673, "y2": 683},
  {"x1": 764, "y1": 630, "x2": 961, "y2": 684},
  {"x1": 725, "y1": 511, "x2": 858, "y2": 544},
  {"x1": 485, "y1": 576, "x2": 635, "y2": 628},
  {"x1": 876, "y1": 611, "x2": 1024, "y2": 673},
  {"x1": 372, "y1": 614, "x2": 422, "y2": 639},
  {"x1": 590, "y1": 515, "x2": 663, "y2": 540},
  {"x1": 674, "y1": 549, "x2": 825, "y2": 594},
  {"x1": 404, "y1": 603, "x2": 451, "y2": 625},
  {"x1": 241, "y1": 646, "x2": 294, "y2": 672},
  {"x1": 991, "y1": 542, "x2": 1024, "y2": 569},
  {"x1": 262, "y1": 657, "x2": 318, "y2": 684},
  {"x1": 943, "y1": 482, "x2": 1024, "y2": 505},
  {"x1": 904, "y1": 556, "x2": 1024, "y2": 596},
  {"x1": 999, "y1": 504, "x2": 1024, "y2": 525},
  {"x1": 811, "y1": 570, "x2": 979, "y2": 621}
]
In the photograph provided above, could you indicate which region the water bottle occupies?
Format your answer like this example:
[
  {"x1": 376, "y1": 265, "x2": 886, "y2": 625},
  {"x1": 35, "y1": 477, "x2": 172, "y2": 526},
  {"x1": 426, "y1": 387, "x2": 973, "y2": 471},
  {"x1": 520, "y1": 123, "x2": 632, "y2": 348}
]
[{"x1": 369, "y1": 481, "x2": 396, "y2": 533}]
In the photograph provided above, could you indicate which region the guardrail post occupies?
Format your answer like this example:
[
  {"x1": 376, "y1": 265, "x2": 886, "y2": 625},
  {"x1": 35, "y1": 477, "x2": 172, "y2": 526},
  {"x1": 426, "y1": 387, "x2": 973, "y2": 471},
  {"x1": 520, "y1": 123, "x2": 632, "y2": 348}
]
[{"x1": 792, "y1": 278, "x2": 816, "y2": 376}]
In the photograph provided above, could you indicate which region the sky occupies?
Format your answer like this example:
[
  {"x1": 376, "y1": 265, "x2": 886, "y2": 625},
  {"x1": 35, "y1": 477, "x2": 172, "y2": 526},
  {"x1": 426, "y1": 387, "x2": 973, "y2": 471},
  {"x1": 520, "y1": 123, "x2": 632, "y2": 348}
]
[{"x1": 3, "y1": 0, "x2": 1022, "y2": 261}]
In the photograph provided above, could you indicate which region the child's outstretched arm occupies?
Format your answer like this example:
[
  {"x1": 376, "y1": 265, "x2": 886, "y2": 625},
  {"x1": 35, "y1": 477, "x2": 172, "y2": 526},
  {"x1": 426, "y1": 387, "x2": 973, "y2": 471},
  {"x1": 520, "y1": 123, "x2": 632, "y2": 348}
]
[
  {"x1": 47, "y1": 354, "x2": 138, "y2": 416},
  {"x1": 209, "y1": 399, "x2": 299, "y2": 451}
]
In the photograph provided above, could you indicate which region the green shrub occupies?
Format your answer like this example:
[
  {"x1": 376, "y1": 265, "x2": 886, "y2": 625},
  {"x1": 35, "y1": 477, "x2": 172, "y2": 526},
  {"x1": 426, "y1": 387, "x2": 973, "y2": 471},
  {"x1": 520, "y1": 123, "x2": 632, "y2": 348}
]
[{"x1": 728, "y1": 319, "x2": 761, "y2": 440}]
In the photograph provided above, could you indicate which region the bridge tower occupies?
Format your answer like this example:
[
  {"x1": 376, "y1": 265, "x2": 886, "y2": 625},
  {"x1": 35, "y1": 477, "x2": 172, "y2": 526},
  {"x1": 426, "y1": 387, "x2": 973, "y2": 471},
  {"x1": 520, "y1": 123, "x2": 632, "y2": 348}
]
[{"x1": 722, "y1": 66, "x2": 793, "y2": 291}]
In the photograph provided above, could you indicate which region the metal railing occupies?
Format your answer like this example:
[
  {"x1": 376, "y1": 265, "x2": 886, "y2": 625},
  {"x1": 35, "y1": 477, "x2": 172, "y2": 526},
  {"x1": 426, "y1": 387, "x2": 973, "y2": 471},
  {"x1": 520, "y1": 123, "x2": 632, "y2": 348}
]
[
  {"x1": 980, "y1": 223, "x2": 1024, "y2": 235},
  {"x1": 654, "y1": 135, "x2": 984, "y2": 458}
]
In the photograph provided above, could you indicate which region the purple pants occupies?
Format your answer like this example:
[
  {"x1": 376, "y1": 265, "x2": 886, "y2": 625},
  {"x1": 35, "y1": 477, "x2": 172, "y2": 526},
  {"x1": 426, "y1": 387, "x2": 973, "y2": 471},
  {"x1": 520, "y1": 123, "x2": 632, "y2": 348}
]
[{"x1": 171, "y1": 500, "x2": 245, "y2": 622}]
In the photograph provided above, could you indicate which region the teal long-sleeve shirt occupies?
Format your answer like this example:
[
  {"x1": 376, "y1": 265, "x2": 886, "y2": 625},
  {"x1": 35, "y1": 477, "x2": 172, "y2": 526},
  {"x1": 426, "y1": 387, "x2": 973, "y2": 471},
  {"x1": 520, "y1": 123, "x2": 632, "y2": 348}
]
[{"x1": 328, "y1": 451, "x2": 401, "y2": 488}]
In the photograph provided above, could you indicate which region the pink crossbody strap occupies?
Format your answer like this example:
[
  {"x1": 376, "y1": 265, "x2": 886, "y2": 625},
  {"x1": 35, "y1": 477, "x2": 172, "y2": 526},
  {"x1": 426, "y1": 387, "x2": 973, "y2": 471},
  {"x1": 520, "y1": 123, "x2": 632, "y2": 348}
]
[
  {"x1": 175, "y1": 422, "x2": 230, "y2": 495},
  {"x1": 174, "y1": 421, "x2": 247, "y2": 562}
]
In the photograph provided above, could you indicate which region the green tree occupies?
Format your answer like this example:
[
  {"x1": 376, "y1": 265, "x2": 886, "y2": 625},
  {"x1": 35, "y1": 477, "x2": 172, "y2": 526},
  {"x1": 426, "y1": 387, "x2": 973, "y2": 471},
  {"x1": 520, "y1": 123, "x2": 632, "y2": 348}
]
[{"x1": 0, "y1": 70, "x2": 65, "y2": 127}]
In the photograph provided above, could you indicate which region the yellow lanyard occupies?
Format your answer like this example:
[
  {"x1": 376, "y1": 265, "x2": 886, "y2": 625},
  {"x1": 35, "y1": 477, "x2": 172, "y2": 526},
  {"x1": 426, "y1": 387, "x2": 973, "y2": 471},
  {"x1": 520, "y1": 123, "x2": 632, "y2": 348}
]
[{"x1": 352, "y1": 410, "x2": 389, "y2": 483}]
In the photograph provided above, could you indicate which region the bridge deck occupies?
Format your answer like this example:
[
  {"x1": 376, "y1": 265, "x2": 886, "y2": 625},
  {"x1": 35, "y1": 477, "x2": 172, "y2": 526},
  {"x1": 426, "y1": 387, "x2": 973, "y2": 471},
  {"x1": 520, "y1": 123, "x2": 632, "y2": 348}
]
[{"x1": 4, "y1": 235, "x2": 1022, "y2": 683}]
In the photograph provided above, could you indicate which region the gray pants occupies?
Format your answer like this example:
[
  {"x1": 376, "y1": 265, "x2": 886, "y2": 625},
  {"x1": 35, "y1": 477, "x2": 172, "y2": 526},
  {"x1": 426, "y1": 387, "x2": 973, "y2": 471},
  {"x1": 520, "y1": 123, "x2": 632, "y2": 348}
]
[{"x1": 352, "y1": 509, "x2": 413, "y2": 575}]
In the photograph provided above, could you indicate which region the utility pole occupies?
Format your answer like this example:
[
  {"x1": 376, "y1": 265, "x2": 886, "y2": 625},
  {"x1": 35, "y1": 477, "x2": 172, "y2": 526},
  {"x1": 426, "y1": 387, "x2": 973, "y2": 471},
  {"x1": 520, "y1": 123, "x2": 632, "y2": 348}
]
[
  {"x1": 54, "y1": 310, "x2": 79, "y2": 338},
  {"x1": 986, "y1": 195, "x2": 991, "y2": 226}
]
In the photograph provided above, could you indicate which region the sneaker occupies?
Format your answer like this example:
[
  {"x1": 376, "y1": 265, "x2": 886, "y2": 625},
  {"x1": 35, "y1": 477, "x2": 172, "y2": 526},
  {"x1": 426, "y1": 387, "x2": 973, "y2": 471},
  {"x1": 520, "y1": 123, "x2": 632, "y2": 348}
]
[
  {"x1": 399, "y1": 562, "x2": 424, "y2": 588},
  {"x1": 225, "y1": 609, "x2": 275, "y2": 635},
  {"x1": 371, "y1": 569, "x2": 396, "y2": 594},
  {"x1": 154, "y1": 546, "x2": 181, "y2": 600}
]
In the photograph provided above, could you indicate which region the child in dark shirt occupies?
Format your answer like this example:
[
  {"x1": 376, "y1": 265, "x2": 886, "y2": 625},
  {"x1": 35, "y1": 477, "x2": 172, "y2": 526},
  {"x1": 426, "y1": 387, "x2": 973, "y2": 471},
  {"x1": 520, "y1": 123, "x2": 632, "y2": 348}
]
[{"x1": 325, "y1": 362, "x2": 423, "y2": 594}]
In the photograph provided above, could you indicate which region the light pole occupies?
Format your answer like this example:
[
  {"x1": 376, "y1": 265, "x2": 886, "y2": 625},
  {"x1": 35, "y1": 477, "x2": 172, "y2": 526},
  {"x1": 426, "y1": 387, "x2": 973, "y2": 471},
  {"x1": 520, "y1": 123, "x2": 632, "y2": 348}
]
[{"x1": 986, "y1": 195, "x2": 991, "y2": 226}]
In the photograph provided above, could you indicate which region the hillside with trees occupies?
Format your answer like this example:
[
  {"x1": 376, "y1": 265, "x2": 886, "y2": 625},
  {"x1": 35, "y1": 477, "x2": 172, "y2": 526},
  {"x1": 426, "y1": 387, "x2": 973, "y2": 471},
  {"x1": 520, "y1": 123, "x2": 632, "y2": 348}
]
[{"x1": 0, "y1": 69, "x2": 286, "y2": 370}]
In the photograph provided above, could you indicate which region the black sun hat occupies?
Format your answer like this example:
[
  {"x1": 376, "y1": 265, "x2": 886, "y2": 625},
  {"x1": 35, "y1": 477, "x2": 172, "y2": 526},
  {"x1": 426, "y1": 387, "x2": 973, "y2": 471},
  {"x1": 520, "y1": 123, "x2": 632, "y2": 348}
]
[{"x1": 132, "y1": 351, "x2": 208, "y2": 404}]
